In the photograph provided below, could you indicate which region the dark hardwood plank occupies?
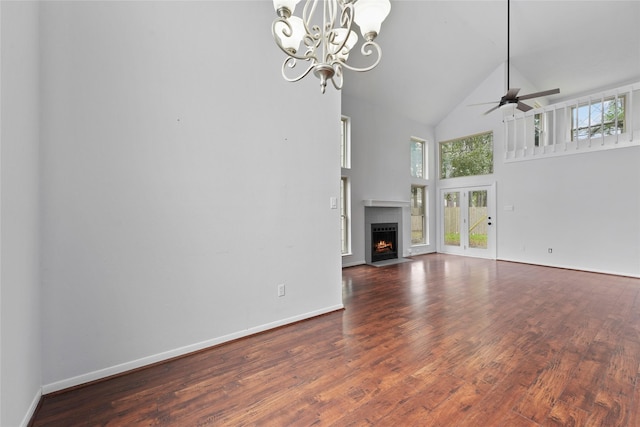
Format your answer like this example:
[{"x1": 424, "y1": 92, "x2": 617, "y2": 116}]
[
  {"x1": 513, "y1": 350, "x2": 583, "y2": 423},
  {"x1": 545, "y1": 399, "x2": 590, "y2": 427},
  {"x1": 30, "y1": 254, "x2": 640, "y2": 426},
  {"x1": 458, "y1": 380, "x2": 529, "y2": 426}
]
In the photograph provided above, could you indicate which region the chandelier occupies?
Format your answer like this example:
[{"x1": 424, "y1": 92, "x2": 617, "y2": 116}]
[{"x1": 271, "y1": 0, "x2": 391, "y2": 93}]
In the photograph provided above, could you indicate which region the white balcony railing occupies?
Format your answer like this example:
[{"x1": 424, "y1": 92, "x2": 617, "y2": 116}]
[{"x1": 503, "y1": 82, "x2": 639, "y2": 162}]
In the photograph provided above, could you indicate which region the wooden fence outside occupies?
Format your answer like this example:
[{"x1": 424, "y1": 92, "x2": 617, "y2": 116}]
[{"x1": 444, "y1": 207, "x2": 488, "y2": 235}]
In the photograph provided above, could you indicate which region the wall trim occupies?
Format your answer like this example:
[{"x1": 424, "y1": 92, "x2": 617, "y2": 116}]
[
  {"x1": 363, "y1": 199, "x2": 410, "y2": 208},
  {"x1": 20, "y1": 389, "x2": 42, "y2": 427},
  {"x1": 497, "y1": 257, "x2": 640, "y2": 279},
  {"x1": 342, "y1": 260, "x2": 366, "y2": 268},
  {"x1": 504, "y1": 137, "x2": 639, "y2": 163},
  {"x1": 41, "y1": 304, "x2": 344, "y2": 395}
]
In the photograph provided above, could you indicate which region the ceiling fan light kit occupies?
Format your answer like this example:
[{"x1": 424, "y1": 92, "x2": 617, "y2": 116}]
[{"x1": 271, "y1": 0, "x2": 391, "y2": 94}]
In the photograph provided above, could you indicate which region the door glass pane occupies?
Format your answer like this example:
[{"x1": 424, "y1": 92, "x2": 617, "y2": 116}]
[
  {"x1": 443, "y1": 191, "x2": 460, "y2": 246},
  {"x1": 468, "y1": 190, "x2": 488, "y2": 249}
]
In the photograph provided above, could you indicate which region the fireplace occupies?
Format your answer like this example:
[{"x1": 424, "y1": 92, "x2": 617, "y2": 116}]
[
  {"x1": 364, "y1": 203, "x2": 405, "y2": 265},
  {"x1": 371, "y1": 223, "x2": 398, "y2": 263}
]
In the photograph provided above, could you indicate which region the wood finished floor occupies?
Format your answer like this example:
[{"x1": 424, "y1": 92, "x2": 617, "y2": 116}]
[{"x1": 31, "y1": 254, "x2": 640, "y2": 426}]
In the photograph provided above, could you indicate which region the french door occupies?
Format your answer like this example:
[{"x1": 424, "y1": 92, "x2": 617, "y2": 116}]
[{"x1": 440, "y1": 184, "x2": 495, "y2": 259}]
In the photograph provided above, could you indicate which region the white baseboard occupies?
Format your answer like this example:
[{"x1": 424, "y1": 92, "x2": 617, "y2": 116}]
[
  {"x1": 20, "y1": 388, "x2": 42, "y2": 427},
  {"x1": 342, "y1": 259, "x2": 365, "y2": 268},
  {"x1": 41, "y1": 304, "x2": 344, "y2": 395},
  {"x1": 497, "y1": 257, "x2": 640, "y2": 279}
]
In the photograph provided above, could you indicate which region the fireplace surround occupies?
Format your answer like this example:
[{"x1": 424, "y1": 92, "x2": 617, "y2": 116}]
[{"x1": 364, "y1": 201, "x2": 407, "y2": 265}]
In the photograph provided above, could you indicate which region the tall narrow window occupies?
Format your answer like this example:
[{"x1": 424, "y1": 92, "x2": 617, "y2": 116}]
[
  {"x1": 341, "y1": 116, "x2": 351, "y2": 169},
  {"x1": 411, "y1": 185, "x2": 427, "y2": 245},
  {"x1": 410, "y1": 138, "x2": 425, "y2": 178},
  {"x1": 341, "y1": 177, "x2": 350, "y2": 254}
]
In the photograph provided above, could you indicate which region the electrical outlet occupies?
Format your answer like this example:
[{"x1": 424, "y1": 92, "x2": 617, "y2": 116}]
[{"x1": 277, "y1": 284, "x2": 285, "y2": 297}]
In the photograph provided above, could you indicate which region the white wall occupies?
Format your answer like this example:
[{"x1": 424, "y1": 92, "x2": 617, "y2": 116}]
[
  {"x1": 0, "y1": 1, "x2": 43, "y2": 425},
  {"x1": 437, "y1": 64, "x2": 640, "y2": 277},
  {"x1": 498, "y1": 147, "x2": 640, "y2": 275},
  {"x1": 342, "y1": 95, "x2": 435, "y2": 266},
  {"x1": 39, "y1": 1, "x2": 343, "y2": 391}
]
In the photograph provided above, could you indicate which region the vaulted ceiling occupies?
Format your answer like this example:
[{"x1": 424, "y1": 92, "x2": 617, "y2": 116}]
[{"x1": 342, "y1": 0, "x2": 640, "y2": 127}]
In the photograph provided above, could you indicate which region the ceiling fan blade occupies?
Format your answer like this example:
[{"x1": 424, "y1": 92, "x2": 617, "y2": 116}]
[
  {"x1": 517, "y1": 102, "x2": 533, "y2": 112},
  {"x1": 504, "y1": 88, "x2": 520, "y2": 100},
  {"x1": 484, "y1": 104, "x2": 501, "y2": 115},
  {"x1": 518, "y1": 88, "x2": 560, "y2": 101}
]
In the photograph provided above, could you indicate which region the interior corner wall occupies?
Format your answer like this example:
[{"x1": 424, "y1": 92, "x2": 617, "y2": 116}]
[
  {"x1": 341, "y1": 95, "x2": 435, "y2": 267},
  {"x1": 437, "y1": 63, "x2": 640, "y2": 277},
  {"x1": 39, "y1": 1, "x2": 343, "y2": 391},
  {"x1": 0, "y1": 1, "x2": 42, "y2": 426}
]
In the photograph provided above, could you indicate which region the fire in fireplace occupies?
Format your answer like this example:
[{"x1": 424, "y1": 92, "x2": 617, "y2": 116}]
[{"x1": 371, "y1": 223, "x2": 398, "y2": 263}]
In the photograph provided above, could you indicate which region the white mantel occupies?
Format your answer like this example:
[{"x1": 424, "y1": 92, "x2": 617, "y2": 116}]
[{"x1": 363, "y1": 199, "x2": 410, "y2": 208}]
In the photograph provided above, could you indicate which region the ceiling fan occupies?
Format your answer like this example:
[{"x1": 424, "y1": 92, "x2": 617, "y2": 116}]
[{"x1": 480, "y1": 0, "x2": 560, "y2": 115}]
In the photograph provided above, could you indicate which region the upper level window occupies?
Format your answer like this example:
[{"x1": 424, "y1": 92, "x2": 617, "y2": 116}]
[
  {"x1": 571, "y1": 95, "x2": 625, "y2": 141},
  {"x1": 410, "y1": 138, "x2": 426, "y2": 178},
  {"x1": 341, "y1": 116, "x2": 351, "y2": 169},
  {"x1": 534, "y1": 113, "x2": 543, "y2": 147},
  {"x1": 504, "y1": 83, "x2": 637, "y2": 162},
  {"x1": 440, "y1": 132, "x2": 493, "y2": 179}
]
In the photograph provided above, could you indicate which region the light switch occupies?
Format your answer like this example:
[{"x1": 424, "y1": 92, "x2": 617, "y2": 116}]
[{"x1": 330, "y1": 197, "x2": 338, "y2": 209}]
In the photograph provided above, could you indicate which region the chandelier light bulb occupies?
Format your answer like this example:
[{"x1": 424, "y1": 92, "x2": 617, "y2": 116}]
[
  {"x1": 353, "y1": 0, "x2": 391, "y2": 40},
  {"x1": 331, "y1": 28, "x2": 358, "y2": 60},
  {"x1": 274, "y1": 16, "x2": 306, "y2": 53},
  {"x1": 273, "y1": 0, "x2": 302, "y2": 17}
]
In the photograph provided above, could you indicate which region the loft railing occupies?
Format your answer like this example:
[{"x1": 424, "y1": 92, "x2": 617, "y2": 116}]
[{"x1": 503, "y1": 82, "x2": 639, "y2": 162}]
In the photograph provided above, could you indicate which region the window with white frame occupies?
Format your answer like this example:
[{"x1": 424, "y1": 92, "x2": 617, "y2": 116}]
[
  {"x1": 340, "y1": 116, "x2": 351, "y2": 255},
  {"x1": 410, "y1": 137, "x2": 426, "y2": 178},
  {"x1": 411, "y1": 185, "x2": 427, "y2": 245},
  {"x1": 341, "y1": 116, "x2": 351, "y2": 169},
  {"x1": 440, "y1": 132, "x2": 493, "y2": 179},
  {"x1": 340, "y1": 177, "x2": 350, "y2": 254},
  {"x1": 534, "y1": 113, "x2": 543, "y2": 147},
  {"x1": 571, "y1": 95, "x2": 625, "y2": 141}
]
